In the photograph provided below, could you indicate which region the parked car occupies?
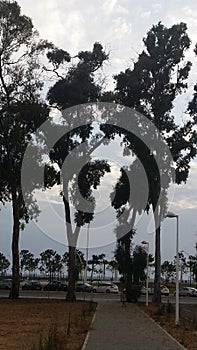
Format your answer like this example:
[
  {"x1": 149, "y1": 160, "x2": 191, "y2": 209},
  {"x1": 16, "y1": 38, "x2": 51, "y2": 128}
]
[
  {"x1": 22, "y1": 281, "x2": 42, "y2": 291},
  {"x1": 43, "y1": 281, "x2": 67, "y2": 291},
  {"x1": 174, "y1": 287, "x2": 197, "y2": 297},
  {"x1": 160, "y1": 285, "x2": 170, "y2": 296},
  {"x1": 0, "y1": 279, "x2": 12, "y2": 289},
  {"x1": 141, "y1": 285, "x2": 169, "y2": 296},
  {"x1": 141, "y1": 286, "x2": 151, "y2": 294},
  {"x1": 76, "y1": 282, "x2": 93, "y2": 292},
  {"x1": 93, "y1": 282, "x2": 119, "y2": 294}
]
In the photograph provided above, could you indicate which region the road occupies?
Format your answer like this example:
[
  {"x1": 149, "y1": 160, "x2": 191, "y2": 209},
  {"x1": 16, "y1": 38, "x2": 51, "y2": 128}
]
[
  {"x1": 1, "y1": 290, "x2": 196, "y2": 322},
  {"x1": 0, "y1": 289, "x2": 120, "y2": 300},
  {"x1": 0, "y1": 290, "x2": 197, "y2": 304}
]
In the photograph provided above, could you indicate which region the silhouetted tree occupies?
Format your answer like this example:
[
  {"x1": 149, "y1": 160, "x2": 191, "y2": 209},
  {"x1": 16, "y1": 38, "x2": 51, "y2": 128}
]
[
  {"x1": 46, "y1": 43, "x2": 109, "y2": 301},
  {"x1": 0, "y1": 1, "x2": 52, "y2": 299},
  {"x1": 113, "y1": 22, "x2": 196, "y2": 302}
]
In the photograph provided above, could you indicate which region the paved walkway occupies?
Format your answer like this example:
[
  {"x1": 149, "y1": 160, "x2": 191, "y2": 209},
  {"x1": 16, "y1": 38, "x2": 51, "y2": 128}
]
[{"x1": 82, "y1": 300, "x2": 186, "y2": 350}]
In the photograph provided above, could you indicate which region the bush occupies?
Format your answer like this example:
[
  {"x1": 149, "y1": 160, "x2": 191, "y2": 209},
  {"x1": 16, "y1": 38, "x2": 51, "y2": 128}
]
[
  {"x1": 154, "y1": 304, "x2": 165, "y2": 316},
  {"x1": 166, "y1": 301, "x2": 174, "y2": 314},
  {"x1": 125, "y1": 284, "x2": 141, "y2": 303}
]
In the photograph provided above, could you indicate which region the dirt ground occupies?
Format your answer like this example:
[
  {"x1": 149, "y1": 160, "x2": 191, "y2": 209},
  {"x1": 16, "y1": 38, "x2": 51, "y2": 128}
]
[
  {"x1": 0, "y1": 298, "x2": 96, "y2": 350},
  {"x1": 139, "y1": 302, "x2": 197, "y2": 350}
]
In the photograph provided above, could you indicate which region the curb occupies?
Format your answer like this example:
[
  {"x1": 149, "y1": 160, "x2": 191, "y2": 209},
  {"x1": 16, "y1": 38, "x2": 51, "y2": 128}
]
[
  {"x1": 138, "y1": 306, "x2": 188, "y2": 350},
  {"x1": 81, "y1": 303, "x2": 98, "y2": 350}
]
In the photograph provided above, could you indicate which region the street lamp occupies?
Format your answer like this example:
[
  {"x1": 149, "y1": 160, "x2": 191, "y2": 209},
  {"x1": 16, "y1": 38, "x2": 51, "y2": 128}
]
[
  {"x1": 166, "y1": 211, "x2": 179, "y2": 325},
  {"x1": 141, "y1": 240, "x2": 149, "y2": 306}
]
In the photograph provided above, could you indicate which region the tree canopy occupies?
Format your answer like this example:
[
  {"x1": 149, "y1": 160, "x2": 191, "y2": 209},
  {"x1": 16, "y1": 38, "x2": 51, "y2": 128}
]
[
  {"x1": 0, "y1": 0, "x2": 52, "y2": 299},
  {"x1": 111, "y1": 21, "x2": 196, "y2": 302}
]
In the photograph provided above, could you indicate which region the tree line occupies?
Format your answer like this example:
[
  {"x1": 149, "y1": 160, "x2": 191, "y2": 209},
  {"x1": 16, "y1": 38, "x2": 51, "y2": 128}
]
[
  {"x1": 0, "y1": 249, "x2": 118, "y2": 282},
  {"x1": 0, "y1": 1, "x2": 197, "y2": 302},
  {"x1": 161, "y1": 250, "x2": 197, "y2": 284},
  {"x1": 1, "y1": 247, "x2": 196, "y2": 286}
]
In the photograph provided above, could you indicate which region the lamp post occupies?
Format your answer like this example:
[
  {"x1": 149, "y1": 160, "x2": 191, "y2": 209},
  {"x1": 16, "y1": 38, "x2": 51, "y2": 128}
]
[
  {"x1": 141, "y1": 240, "x2": 149, "y2": 306},
  {"x1": 166, "y1": 211, "x2": 179, "y2": 325}
]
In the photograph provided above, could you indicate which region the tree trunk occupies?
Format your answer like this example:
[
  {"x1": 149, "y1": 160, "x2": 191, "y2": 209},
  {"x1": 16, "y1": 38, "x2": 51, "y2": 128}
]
[
  {"x1": 152, "y1": 224, "x2": 161, "y2": 303},
  {"x1": 62, "y1": 184, "x2": 77, "y2": 301},
  {"x1": 66, "y1": 245, "x2": 76, "y2": 301},
  {"x1": 9, "y1": 190, "x2": 20, "y2": 299},
  {"x1": 125, "y1": 232, "x2": 133, "y2": 301}
]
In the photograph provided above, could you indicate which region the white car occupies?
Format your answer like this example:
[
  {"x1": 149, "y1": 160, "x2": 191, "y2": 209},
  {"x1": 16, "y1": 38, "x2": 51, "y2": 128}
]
[
  {"x1": 141, "y1": 286, "x2": 151, "y2": 294},
  {"x1": 174, "y1": 287, "x2": 197, "y2": 297},
  {"x1": 93, "y1": 282, "x2": 119, "y2": 294},
  {"x1": 141, "y1": 285, "x2": 169, "y2": 296},
  {"x1": 160, "y1": 285, "x2": 170, "y2": 296}
]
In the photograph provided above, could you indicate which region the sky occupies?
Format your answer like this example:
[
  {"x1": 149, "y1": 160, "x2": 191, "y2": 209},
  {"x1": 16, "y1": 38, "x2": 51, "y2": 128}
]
[{"x1": 1, "y1": 0, "x2": 197, "y2": 265}]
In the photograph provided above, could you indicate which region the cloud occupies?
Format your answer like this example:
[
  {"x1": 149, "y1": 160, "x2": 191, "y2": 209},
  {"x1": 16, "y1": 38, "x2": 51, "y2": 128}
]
[
  {"x1": 152, "y1": 3, "x2": 162, "y2": 14},
  {"x1": 140, "y1": 11, "x2": 151, "y2": 19},
  {"x1": 102, "y1": 0, "x2": 129, "y2": 15},
  {"x1": 168, "y1": 161, "x2": 197, "y2": 211}
]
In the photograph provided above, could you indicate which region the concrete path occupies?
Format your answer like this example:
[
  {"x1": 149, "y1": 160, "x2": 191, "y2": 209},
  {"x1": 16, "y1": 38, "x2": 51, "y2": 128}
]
[{"x1": 83, "y1": 300, "x2": 186, "y2": 350}]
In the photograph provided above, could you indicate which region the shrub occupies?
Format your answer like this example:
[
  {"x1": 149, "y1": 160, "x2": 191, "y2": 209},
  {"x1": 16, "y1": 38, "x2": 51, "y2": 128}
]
[{"x1": 125, "y1": 284, "x2": 141, "y2": 303}]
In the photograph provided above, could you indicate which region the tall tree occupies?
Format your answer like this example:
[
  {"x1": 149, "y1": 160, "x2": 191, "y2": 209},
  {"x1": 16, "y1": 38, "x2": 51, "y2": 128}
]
[
  {"x1": 0, "y1": 1, "x2": 51, "y2": 299},
  {"x1": 46, "y1": 42, "x2": 109, "y2": 301},
  {"x1": 114, "y1": 22, "x2": 196, "y2": 302}
]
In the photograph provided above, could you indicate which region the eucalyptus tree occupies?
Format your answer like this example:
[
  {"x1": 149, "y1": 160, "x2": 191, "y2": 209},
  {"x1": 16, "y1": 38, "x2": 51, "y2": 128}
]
[
  {"x1": 46, "y1": 43, "x2": 110, "y2": 301},
  {"x1": 113, "y1": 22, "x2": 196, "y2": 302},
  {"x1": 0, "y1": 1, "x2": 52, "y2": 298}
]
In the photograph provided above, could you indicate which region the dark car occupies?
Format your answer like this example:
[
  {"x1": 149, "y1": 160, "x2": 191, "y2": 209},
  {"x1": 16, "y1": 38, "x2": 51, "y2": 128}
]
[
  {"x1": 43, "y1": 281, "x2": 67, "y2": 291},
  {"x1": 76, "y1": 283, "x2": 93, "y2": 293},
  {"x1": 22, "y1": 281, "x2": 42, "y2": 291}
]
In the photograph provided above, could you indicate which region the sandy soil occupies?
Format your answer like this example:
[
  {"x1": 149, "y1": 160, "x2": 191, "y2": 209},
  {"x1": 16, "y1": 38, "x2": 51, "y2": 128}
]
[
  {"x1": 139, "y1": 302, "x2": 197, "y2": 350},
  {"x1": 0, "y1": 298, "x2": 96, "y2": 350}
]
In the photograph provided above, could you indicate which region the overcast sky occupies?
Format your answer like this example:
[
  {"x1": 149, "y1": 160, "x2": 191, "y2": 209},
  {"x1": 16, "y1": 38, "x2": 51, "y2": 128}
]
[{"x1": 1, "y1": 0, "x2": 197, "y2": 264}]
